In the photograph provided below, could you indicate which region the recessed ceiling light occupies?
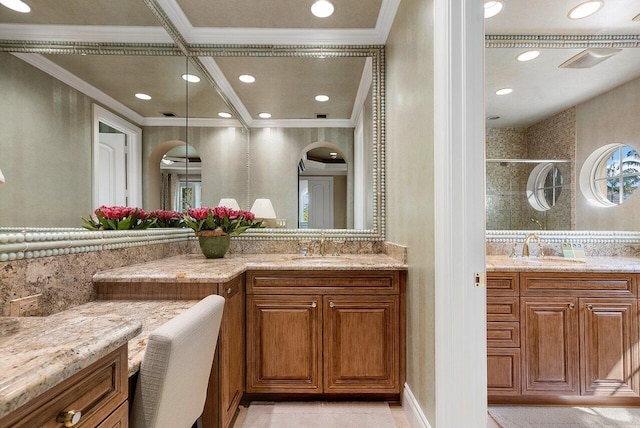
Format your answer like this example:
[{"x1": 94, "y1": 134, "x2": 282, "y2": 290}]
[
  {"x1": 135, "y1": 93, "x2": 152, "y2": 100},
  {"x1": 182, "y1": 74, "x2": 200, "y2": 83},
  {"x1": 239, "y1": 74, "x2": 255, "y2": 83},
  {"x1": 315, "y1": 95, "x2": 330, "y2": 102},
  {"x1": 0, "y1": 0, "x2": 31, "y2": 13},
  {"x1": 568, "y1": 0, "x2": 604, "y2": 19},
  {"x1": 258, "y1": 112, "x2": 271, "y2": 119},
  {"x1": 484, "y1": 1, "x2": 503, "y2": 18},
  {"x1": 311, "y1": 0, "x2": 334, "y2": 18},
  {"x1": 218, "y1": 112, "x2": 232, "y2": 118},
  {"x1": 517, "y1": 50, "x2": 540, "y2": 62},
  {"x1": 495, "y1": 88, "x2": 513, "y2": 95}
]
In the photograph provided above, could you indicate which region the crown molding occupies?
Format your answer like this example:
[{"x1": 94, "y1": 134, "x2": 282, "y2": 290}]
[
  {"x1": 250, "y1": 119, "x2": 354, "y2": 128},
  {"x1": 376, "y1": 0, "x2": 402, "y2": 44},
  {"x1": 198, "y1": 56, "x2": 254, "y2": 126},
  {"x1": 0, "y1": 23, "x2": 172, "y2": 43},
  {"x1": 142, "y1": 117, "x2": 242, "y2": 127},
  {"x1": 351, "y1": 57, "x2": 373, "y2": 122},
  {"x1": 12, "y1": 53, "x2": 144, "y2": 124},
  {"x1": 154, "y1": 0, "x2": 193, "y2": 39}
]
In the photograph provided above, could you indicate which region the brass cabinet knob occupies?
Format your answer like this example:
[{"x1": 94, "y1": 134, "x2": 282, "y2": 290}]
[
  {"x1": 310, "y1": 301, "x2": 317, "y2": 308},
  {"x1": 57, "y1": 410, "x2": 82, "y2": 427},
  {"x1": 587, "y1": 304, "x2": 594, "y2": 311},
  {"x1": 569, "y1": 303, "x2": 575, "y2": 309},
  {"x1": 226, "y1": 288, "x2": 232, "y2": 295},
  {"x1": 329, "y1": 302, "x2": 335, "y2": 308}
]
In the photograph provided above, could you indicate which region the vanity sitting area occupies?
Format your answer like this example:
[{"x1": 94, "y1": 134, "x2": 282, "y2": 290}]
[{"x1": 0, "y1": 253, "x2": 407, "y2": 428}]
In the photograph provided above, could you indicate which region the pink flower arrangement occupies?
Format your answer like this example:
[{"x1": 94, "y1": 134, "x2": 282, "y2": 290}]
[
  {"x1": 184, "y1": 206, "x2": 261, "y2": 235},
  {"x1": 82, "y1": 205, "x2": 156, "y2": 230},
  {"x1": 149, "y1": 210, "x2": 185, "y2": 228}
]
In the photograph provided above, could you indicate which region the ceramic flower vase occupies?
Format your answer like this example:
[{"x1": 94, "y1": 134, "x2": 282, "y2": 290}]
[{"x1": 195, "y1": 230, "x2": 230, "y2": 258}]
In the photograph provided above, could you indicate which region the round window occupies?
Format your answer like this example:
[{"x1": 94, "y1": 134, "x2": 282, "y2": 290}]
[
  {"x1": 526, "y1": 162, "x2": 563, "y2": 211},
  {"x1": 580, "y1": 143, "x2": 640, "y2": 207}
]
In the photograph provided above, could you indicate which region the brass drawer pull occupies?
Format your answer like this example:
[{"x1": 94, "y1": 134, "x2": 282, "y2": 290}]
[
  {"x1": 227, "y1": 288, "x2": 232, "y2": 295},
  {"x1": 310, "y1": 301, "x2": 317, "y2": 308},
  {"x1": 329, "y1": 302, "x2": 335, "y2": 308},
  {"x1": 569, "y1": 303, "x2": 575, "y2": 310},
  {"x1": 57, "y1": 410, "x2": 82, "y2": 427},
  {"x1": 587, "y1": 304, "x2": 594, "y2": 311}
]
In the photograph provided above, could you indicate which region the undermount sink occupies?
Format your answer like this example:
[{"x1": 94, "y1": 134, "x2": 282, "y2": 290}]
[{"x1": 514, "y1": 256, "x2": 586, "y2": 264}]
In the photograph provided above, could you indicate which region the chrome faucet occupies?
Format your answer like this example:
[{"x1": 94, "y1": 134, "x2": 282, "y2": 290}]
[{"x1": 522, "y1": 233, "x2": 544, "y2": 258}]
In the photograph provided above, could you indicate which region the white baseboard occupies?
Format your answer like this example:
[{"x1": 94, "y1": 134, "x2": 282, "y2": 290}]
[{"x1": 403, "y1": 383, "x2": 433, "y2": 428}]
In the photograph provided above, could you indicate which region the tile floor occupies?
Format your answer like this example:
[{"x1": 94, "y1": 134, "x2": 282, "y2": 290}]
[{"x1": 232, "y1": 402, "x2": 412, "y2": 427}]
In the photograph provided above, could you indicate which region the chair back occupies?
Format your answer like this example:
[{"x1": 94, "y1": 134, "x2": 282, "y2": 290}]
[{"x1": 130, "y1": 294, "x2": 225, "y2": 428}]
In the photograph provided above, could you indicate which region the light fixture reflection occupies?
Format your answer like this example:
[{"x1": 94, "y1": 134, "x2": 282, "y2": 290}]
[
  {"x1": 484, "y1": 1, "x2": 503, "y2": 18},
  {"x1": 218, "y1": 112, "x2": 232, "y2": 118},
  {"x1": 495, "y1": 88, "x2": 513, "y2": 95},
  {"x1": 239, "y1": 74, "x2": 255, "y2": 83},
  {"x1": 182, "y1": 74, "x2": 201, "y2": 83},
  {"x1": 311, "y1": 0, "x2": 334, "y2": 18},
  {"x1": 517, "y1": 50, "x2": 540, "y2": 62},
  {"x1": 0, "y1": 0, "x2": 30, "y2": 13},
  {"x1": 315, "y1": 95, "x2": 330, "y2": 102},
  {"x1": 568, "y1": 0, "x2": 604, "y2": 19},
  {"x1": 259, "y1": 112, "x2": 272, "y2": 119},
  {"x1": 135, "y1": 93, "x2": 152, "y2": 100}
]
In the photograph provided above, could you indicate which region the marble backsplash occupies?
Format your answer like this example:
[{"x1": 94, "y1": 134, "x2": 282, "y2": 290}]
[{"x1": 1, "y1": 237, "x2": 386, "y2": 317}]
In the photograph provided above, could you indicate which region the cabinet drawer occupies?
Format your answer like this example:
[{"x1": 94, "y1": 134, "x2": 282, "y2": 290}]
[
  {"x1": 521, "y1": 272, "x2": 637, "y2": 297},
  {"x1": 0, "y1": 346, "x2": 128, "y2": 428},
  {"x1": 247, "y1": 270, "x2": 399, "y2": 295},
  {"x1": 487, "y1": 322, "x2": 520, "y2": 347},
  {"x1": 487, "y1": 272, "x2": 519, "y2": 296},
  {"x1": 487, "y1": 297, "x2": 519, "y2": 322},
  {"x1": 487, "y1": 348, "x2": 521, "y2": 396}
]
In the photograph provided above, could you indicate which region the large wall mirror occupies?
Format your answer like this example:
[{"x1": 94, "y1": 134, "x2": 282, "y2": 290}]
[
  {"x1": 0, "y1": 1, "x2": 386, "y2": 241},
  {"x1": 484, "y1": 0, "x2": 640, "y2": 234}
]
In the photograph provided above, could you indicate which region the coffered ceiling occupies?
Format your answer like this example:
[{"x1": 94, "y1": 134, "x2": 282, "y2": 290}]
[{"x1": 0, "y1": 0, "x2": 398, "y2": 127}]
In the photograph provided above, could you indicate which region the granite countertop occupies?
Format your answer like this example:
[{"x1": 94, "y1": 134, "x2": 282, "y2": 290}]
[
  {"x1": 0, "y1": 314, "x2": 141, "y2": 419},
  {"x1": 66, "y1": 300, "x2": 198, "y2": 376},
  {"x1": 487, "y1": 255, "x2": 640, "y2": 273},
  {"x1": 93, "y1": 253, "x2": 408, "y2": 283}
]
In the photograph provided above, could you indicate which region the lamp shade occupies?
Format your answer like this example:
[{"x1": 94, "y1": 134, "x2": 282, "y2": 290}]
[
  {"x1": 250, "y1": 198, "x2": 277, "y2": 219},
  {"x1": 217, "y1": 198, "x2": 240, "y2": 210},
  {"x1": 0, "y1": 168, "x2": 4, "y2": 184}
]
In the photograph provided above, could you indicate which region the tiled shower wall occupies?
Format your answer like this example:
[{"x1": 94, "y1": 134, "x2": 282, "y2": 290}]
[{"x1": 486, "y1": 107, "x2": 576, "y2": 230}]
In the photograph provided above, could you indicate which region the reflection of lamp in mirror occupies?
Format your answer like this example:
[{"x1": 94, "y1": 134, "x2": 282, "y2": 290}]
[
  {"x1": 0, "y1": 168, "x2": 5, "y2": 184},
  {"x1": 250, "y1": 198, "x2": 277, "y2": 227},
  {"x1": 218, "y1": 198, "x2": 240, "y2": 210}
]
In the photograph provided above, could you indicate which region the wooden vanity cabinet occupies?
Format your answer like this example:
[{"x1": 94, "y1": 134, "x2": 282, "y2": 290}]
[
  {"x1": 0, "y1": 346, "x2": 128, "y2": 428},
  {"x1": 245, "y1": 270, "x2": 405, "y2": 398},
  {"x1": 98, "y1": 275, "x2": 245, "y2": 428},
  {"x1": 488, "y1": 271, "x2": 640, "y2": 405}
]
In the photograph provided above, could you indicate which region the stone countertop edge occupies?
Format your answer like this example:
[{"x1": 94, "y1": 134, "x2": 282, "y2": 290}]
[
  {"x1": 486, "y1": 255, "x2": 640, "y2": 273},
  {"x1": 0, "y1": 317, "x2": 141, "y2": 420},
  {"x1": 92, "y1": 253, "x2": 408, "y2": 283}
]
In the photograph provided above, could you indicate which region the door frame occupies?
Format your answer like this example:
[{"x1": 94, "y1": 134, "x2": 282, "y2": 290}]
[
  {"x1": 92, "y1": 104, "x2": 142, "y2": 209},
  {"x1": 433, "y1": 0, "x2": 486, "y2": 426}
]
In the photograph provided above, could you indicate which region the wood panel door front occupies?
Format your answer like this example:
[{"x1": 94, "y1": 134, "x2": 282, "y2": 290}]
[
  {"x1": 521, "y1": 297, "x2": 579, "y2": 395},
  {"x1": 323, "y1": 295, "x2": 399, "y2": 393},
  {"x1": 580, "y1": 298, "x2": 639, "y2": 397},
  {"x1": 246, "y1": 295, "x2": 322, "y2": 393},
  {"x1": 487, "y1": 348, "x2": 521, "y2": 396}
]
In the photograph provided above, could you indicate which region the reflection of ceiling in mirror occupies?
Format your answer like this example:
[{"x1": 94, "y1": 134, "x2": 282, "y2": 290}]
[
  {"x1": 0, "y1": 0, "x2": 160, "y2": 26},
  {"x1": 176, "y1": 0, "x2": 382, "y2": 29},
  {"x1": 214, "y1": 57, "x2": 366, "y2": 120}
]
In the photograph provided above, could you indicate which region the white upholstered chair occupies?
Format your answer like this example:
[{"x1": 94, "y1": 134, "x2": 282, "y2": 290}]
[{"x1": 130, "y1": 295, "x2": 225, "y2": 428}]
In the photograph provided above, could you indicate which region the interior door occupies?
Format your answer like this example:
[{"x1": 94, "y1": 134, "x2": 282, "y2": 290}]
[
  {"x1": 97, "y1": 132, "x2": 127, "y2": 207},
  {"x1": 305, "y1": 177, "x2": 334, "y2": 229}
]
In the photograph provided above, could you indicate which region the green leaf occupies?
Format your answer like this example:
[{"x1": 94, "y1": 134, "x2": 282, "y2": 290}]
[{"x1": 118, "y1": 216, "x2": 132, "y2": 230}]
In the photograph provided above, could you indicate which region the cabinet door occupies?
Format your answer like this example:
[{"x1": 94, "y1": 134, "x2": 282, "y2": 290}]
[
  {"x1": 323, "y1": 295, "x2": 400, "y2": 393},
  {"x1": 580, "y1": 299, "x2": 639, "y2": 397},
  {"x1": 246, "y1": 295, "x2": 322, "y2": 393},
  {"x1": 96, "y1": 401, "x2": 128, "y2": 428},
  {"x1": 521, "y1": 297, "x2": 579, "y2": 395},
  {"x1": 487, "y1": 348, "x2": 521, "y2": 396}
]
